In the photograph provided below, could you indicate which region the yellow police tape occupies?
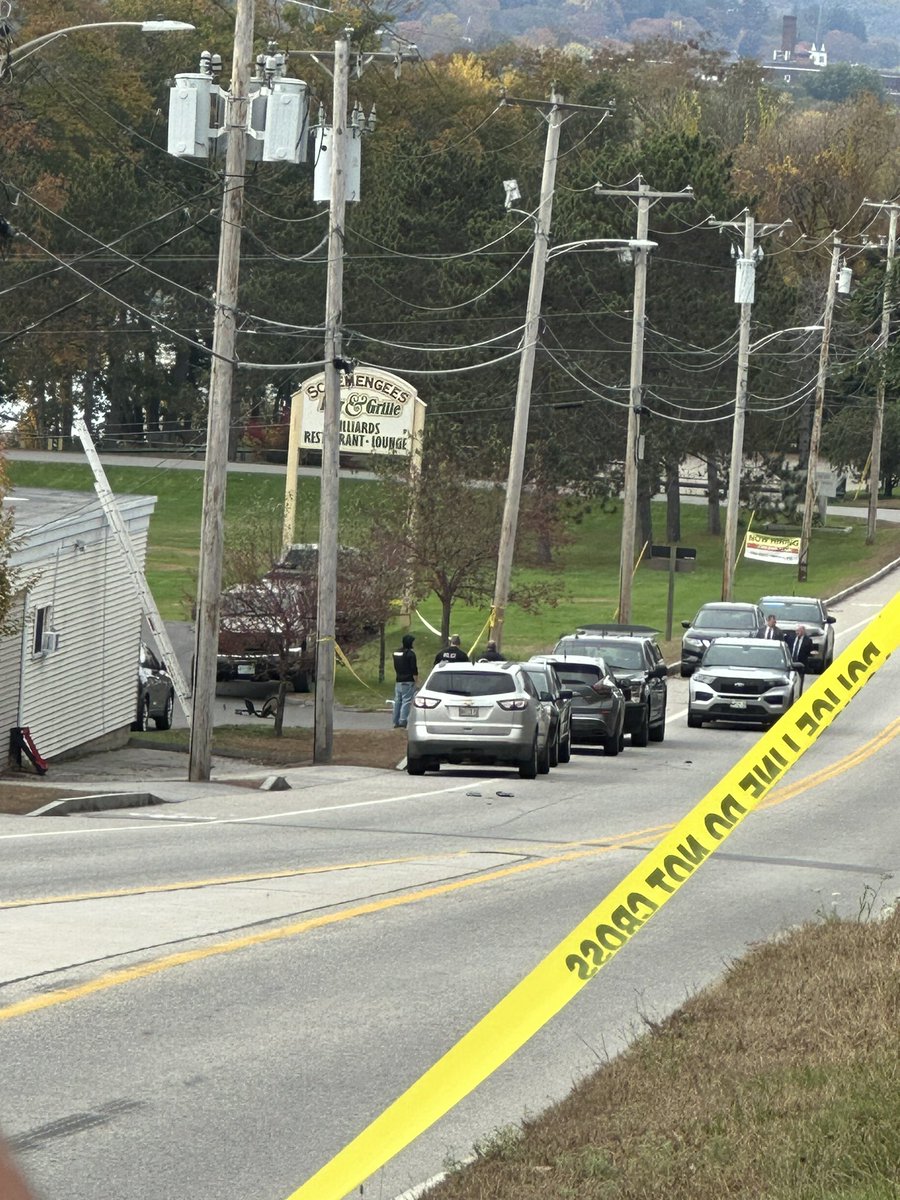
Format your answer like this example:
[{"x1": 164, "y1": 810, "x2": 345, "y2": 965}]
[{"x1": 285, "y1": 591, "x2": 900, "y2": 1200}]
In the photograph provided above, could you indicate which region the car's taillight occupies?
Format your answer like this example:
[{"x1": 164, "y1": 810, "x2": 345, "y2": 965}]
[
  {"x1": 591, "y1": 682, "x2": 615, "y2": 698},
  {"x1": 497, "y1": 698, "x2": 529, "y2": 710},
  {"x1": 414, "y1": 696, "x2": 440, "y2": 709}
]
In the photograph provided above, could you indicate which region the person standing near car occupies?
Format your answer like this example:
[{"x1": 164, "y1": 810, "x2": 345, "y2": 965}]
[
  {"x1": 433, "y1": 634, "x2": 469, "y2": 665},
  {"x1": 392, "y1": 634, "x2": 418, "y2": 728},
  {"x1": 759, "y1": 614, "x2": 784, "y2": 641},
  {"x1": 479, "y1": 639, "x2": 505, "y2": 662},
  {"x1": 789, "y1": 624, "x2": 813, "y2": 686}
]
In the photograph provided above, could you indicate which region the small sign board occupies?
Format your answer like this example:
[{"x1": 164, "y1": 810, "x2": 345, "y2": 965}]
[
  {"x1": 295, "y1": 367, "x2": 425, "y2": 459},
  {"x1": 644, "y1": 545, "x2": 697, "y2": 573}
]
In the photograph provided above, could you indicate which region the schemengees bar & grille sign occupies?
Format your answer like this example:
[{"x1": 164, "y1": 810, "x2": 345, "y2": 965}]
[{"x1": 295, "y1": 367, "x2": 425, "y2": 458}]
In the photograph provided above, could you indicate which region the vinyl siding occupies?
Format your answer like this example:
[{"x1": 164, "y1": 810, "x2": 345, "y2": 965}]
[
  {"x1": 0, "y1": 591, "x2": 26, "y2": 742},
  {"x1": 4, "y1": 489, "x2": 156, "y2": 761}
]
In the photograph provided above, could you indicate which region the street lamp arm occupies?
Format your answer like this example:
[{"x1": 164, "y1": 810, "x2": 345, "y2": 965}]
[
  {"x1": 748, "y1": 324, "x2": 824, "y2": 353},
  {"x1": 548, "y1": 237, "x2": 657, "y2": 259},
  {"x1": 7, "y1": 20, "x2": 194, "y2": 64}
]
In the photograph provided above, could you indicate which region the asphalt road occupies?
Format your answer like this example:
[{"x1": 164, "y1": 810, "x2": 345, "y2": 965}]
[{"x1": 1, "y1": 573, "x2": 898, "y2": 1200}]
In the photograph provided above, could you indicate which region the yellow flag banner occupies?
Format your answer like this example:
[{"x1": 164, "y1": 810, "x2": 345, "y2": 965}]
[{"x1": 285, "y1": 592, "x2": 900, "y2": 1200}]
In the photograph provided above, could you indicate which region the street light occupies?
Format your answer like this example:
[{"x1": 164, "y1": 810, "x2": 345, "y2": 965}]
[
  {"x1": 721, "y1": 323, "x2": 824, "y2": 601},
  {"x1": 3, "y1": 19, "x2": 195, "y2": 70}
]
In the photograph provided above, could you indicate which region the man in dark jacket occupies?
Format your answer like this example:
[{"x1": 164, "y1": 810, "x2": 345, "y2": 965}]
[
  {"x1": 788, "y1": 624, "x2": 814, "y2": 681},
  {"x1": 479, "y1": 640, "x2": 505, "y2": 662},
  {"x1": 392, "y1": 633, "x2": 418, "y2": 728},
  {"x1": 759, "y1": 614, "x2": 784, "y2": 641},
  {"x1": 433, "y1": 634, "x2": 469, "y2": 665}
]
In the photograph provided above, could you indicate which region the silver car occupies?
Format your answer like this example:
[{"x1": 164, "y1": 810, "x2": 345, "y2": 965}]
[
  {"x1": 688, "y1": 638, "x2": 802, "y2": 729},
  {"x1": 406, "y1": 661, "x2": 552, "y2": 778}
]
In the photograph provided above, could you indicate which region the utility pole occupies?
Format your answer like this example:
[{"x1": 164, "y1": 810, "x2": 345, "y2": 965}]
[
  {"x1": 798, "y1": 233, "x2": 842, "y2": 583},
  {"x1": 710, "y1": 210, "x2": 790, "y2": 602},
  {"x1": 489, "y1": 88, "x2": 563, "y2": 651},
  {"x1": 313, "y1": 29, "x2": 350, "y2": 764},
  {"x1": 594, "y1": 177, "x2": 692, "y2": 624},
  {"x1": 863, "y1": 198, "x2": 899, "y2": 544},
  {"x1": 189, "y1": 0, "x2": 254, "y2": 781}
]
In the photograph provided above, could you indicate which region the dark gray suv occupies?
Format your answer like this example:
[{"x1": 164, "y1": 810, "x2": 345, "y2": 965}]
[{"x1": 680, "y1": 602, "x2": 766, "y2": 676}]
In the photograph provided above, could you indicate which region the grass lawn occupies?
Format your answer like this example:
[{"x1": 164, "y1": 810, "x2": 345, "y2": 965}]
[{"x1": 8, "y1": 456, "x2": 900, "y2": 711}]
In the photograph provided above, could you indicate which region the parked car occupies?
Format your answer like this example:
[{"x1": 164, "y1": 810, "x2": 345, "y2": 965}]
[
  {"x1": 759, "y1": 594, "x2": 836, "y2": 673},
  {"x1": 521, "y1": 660, "x2": 574, "y2": 765},
  {"x1": 133, "y1": 642, "x2": 175, "y2": 731},
  {"x1": 687, "y1": 637, "x2": 802, "y2": 729},
  {"x1": 553, "y1": 624, "x2": 668, "y2": 745},
  {"x1": 680, "y1": 602, "x2": 766, "y2": 676},
  {"x1": 529, "y1": 654, "x2": 626, "y2": 755},
  {"x1": 406, "y1": 661, "x2": 553, "y2": 778}
]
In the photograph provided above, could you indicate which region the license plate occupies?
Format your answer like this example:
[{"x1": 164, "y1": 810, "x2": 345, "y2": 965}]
[
  {"x1": 458, "y1": 705, "x2": 479, "y2": 717},
  {"x1": 730, "y1": 699, "x2": 747, "y2": 709},
  {"x1": 236, "y1": 664, "x2": 255, "y2": 676}
]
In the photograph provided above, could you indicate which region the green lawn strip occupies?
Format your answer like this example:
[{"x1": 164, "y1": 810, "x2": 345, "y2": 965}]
[
  {"x1": 9, "y1": 459, "x2": 900, "y2": 707},
  {"x1": 425, "y1": 911, "x2": 900, "y2": 1199}
]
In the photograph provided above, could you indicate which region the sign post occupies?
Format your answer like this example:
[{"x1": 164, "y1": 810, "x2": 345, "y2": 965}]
[{"x1": 644, "y1": 544, "x2": 696, "y2": 639}]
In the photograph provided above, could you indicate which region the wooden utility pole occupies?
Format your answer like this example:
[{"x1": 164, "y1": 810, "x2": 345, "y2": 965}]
[
  {"x1": 798, "y1": 233, "x2": 841, "y2": 582},
  {"x1": 594, "y1": 178, "x2": 692, "y2": 623},
  {"x1": 709, "y1": 210, "x2": 791, "y2": 601},
  {"x1": 313, "y1": 30, "x2": 351, "y2": 764},
  {"x1": 490, "y1": 88, "x2": 564, "y2": 651},
  {"x1": 863, "y1": 198, "x2": 899, "y2": 544},
  {"x1": 189, "y1": 0, "x2": 254, "y2": 781}
]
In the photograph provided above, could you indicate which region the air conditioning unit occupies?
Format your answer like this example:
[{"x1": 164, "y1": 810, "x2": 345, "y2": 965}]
[{"x1": 41, "y1": 631, "x2": 61, "y2": 653}]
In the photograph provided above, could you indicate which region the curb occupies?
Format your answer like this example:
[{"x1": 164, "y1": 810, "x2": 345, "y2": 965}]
[
  {"x1": 28, "y1": 792, "x2": 164, "y2": 817},
  {"x1": 825, "y1": 553, "x2": 900, "y2": 605}
]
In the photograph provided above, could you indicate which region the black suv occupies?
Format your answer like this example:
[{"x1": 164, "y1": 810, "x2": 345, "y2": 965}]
[
  {"x1": 680, "y1": 602, "x2": 766, "y2": 676},
  {"x1": 552, "y1": 625, "x2": 668, "y2": 745}
]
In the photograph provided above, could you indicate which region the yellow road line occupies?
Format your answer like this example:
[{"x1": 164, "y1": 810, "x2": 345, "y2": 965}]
[{"x1": 3, "y1": 717, "x2": 896, "y2": 1026}]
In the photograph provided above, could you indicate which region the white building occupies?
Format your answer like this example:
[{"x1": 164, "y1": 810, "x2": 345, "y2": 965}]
[{"x1": 0, "y1": 486, "x2": 156, "y2": 765}]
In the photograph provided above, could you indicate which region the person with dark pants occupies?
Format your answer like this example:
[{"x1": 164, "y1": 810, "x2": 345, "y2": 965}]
[
  {"x1": 392, "y1": 634, "x2": 418, "y2": 728},
  {"x1": 433, "y1": 634, "x2": 469, "y2": 665},
  {"x1": 788, "y1": 624, "x2": 814, "y2": 690}
]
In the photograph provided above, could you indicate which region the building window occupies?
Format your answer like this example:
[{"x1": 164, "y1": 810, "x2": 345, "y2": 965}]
[{"x1": 33, "y1": 605, "x2": 52, "y2": 655}]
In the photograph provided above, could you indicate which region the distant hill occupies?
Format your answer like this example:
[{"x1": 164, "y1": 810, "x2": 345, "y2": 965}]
[{"x1": 394, "y1": 0, "x2": 900, "y2": 70}]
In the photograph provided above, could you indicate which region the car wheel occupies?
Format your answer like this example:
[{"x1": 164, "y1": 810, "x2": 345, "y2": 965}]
[
  {"x1": 649, "y1": 707, "x2": 666, "y2": 743},
  {"x1": 154, "y1": 691, "x2": 174, "y2": 731},
  {"x1": 558, "y1": 730, "x2": 571, "y2": 763},
  {"x1": 680, "y1": 663, "x2": 693, "y2": 678},
  {"x1": 407, "y1": 754, "x2": 427, "y2": 776},
  {"x1": 519, "y1": 738, "x2": 538, "y2": 779},
  {"x1": 603, "y1": 730, "x2": 620, "y2": 757},
  {"x1": 687, "y1": 709, "x2": 703, "y2": 729},
  {"x1": 132, "y1": 695, "x2": 151, "y2": 733},
  {"x1": 549, "y1": 729, "x2": 559, "y2": 768},
  {"x1": 632, "y1": 705, "x2": 650, "y2": 747}
]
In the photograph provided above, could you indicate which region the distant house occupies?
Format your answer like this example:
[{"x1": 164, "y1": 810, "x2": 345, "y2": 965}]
[{"x1": 0, "y1": 486, "x2": 157, "y2": 766}]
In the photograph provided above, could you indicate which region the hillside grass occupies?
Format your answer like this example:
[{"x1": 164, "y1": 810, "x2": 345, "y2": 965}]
[{"x1": 8, "y1": 457, "x2": 900, "y2": 711}]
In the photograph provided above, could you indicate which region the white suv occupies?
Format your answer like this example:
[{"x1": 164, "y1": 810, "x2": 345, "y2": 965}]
[
  {"x1": 688, "y1": 638, "x2": 802, "y2": 729},
  {"x1": 407, "y1": 661, "x2": 552, "y2": 778}
]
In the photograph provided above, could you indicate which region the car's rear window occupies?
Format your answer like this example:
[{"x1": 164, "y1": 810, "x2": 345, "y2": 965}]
[
  {"x1": 761, "y1": 601, "x2": 822, "y2": 622},
  {"x1": 694, "y1": 609, "x2": 757, "y2": 630},
  {"x1": 557, "y1": 639, "x2": 644, "y2": 669},
  {"x1": 551, "y1": 665, "x2": 602, "y2": 687},
  {"x1": 426, "y1": 671, "x2": 518, "y2": 697}
]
